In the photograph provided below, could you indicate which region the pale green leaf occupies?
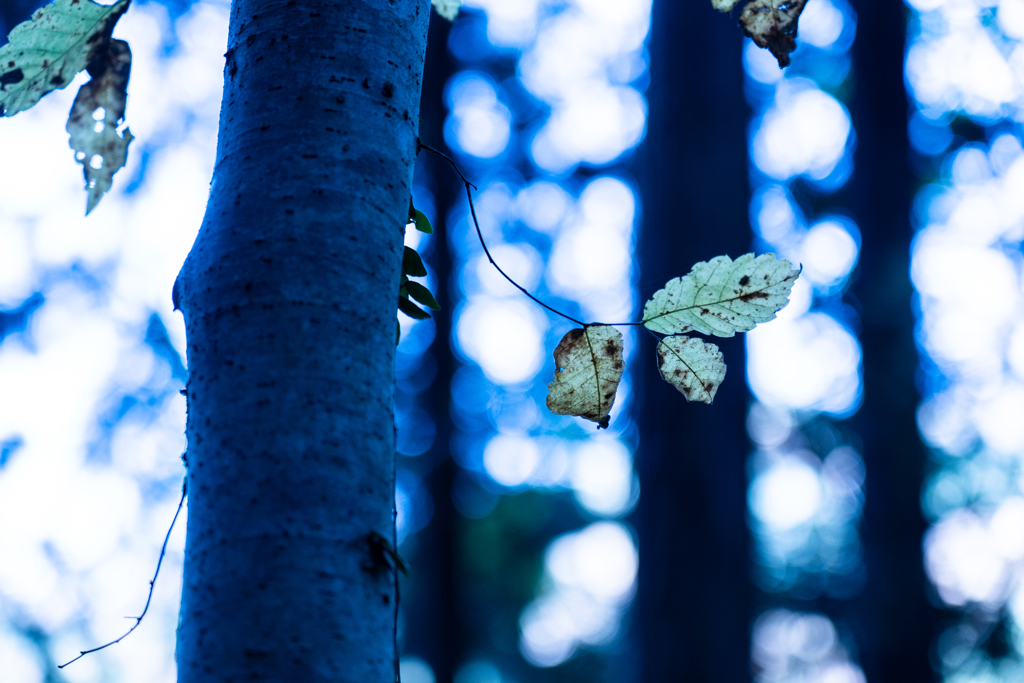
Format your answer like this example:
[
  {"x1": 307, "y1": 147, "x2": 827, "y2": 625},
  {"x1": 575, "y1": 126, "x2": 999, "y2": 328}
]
[
  {"x1": 712, "y1": 0, "x2": 742, "y2": 11},
  {"x1": 643, "y1": 252, "x2": 799, "y2": 337},
  {"x1": 546, "y1": 325, "x2": 624, "y2": 429},
  {"x1": 657, "y1": 336, "x2": 727, "y2": 405},
  {"x1": 0, "y1": 0, "x2": 131, "y2": 117},
  {"x1": 66, "y1": 38, "x2": 132, "y2": 214},
  {"x1": 431, "y1": 0, "x2": 461, "y2": 21}
]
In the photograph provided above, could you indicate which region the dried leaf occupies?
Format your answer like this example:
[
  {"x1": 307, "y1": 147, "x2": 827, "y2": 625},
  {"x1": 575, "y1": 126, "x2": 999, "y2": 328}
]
[
  {"x1": 643, "y1": 253, "x2": 799, "y2": 338},
  {"x1": 712, "y1": 0, "x2": 743, "y2": 11},
  {"x1": 431, "y1": 0, "x2": 461, "y2": 21},
  {"x1": 657, "y1": 336, "x2": 727, "y2": 404},
  {"x1": 0, "y1": 0, "x2": 131, "y2": 117},
  {"x1": 546, "y1": 325, "x2": 624, "y2": 429},
  {"x1": 737, "y1": 0, "x2": 808, "y2": 68},
  {"x1": 66, "y1": 38, "x2": 132, "y2": 214}
]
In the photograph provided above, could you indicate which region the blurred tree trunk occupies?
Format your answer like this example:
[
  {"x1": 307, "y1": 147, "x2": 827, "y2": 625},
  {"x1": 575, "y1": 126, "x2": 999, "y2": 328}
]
[
  {"x1": 846, "y1": 0, "x2": 943, "y2": 679},
  {"x1": 172, "y1": 1, "x2": 429, "y2": 680},
  {"x1": 399, "y1": 12, "x2": 466, "y2": 683},
  {"x1": 634, "y1": 3, "x2": 752, "y2": 681}
]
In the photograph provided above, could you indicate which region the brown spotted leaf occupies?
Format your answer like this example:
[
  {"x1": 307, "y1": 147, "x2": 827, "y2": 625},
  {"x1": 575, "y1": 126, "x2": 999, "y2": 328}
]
[
  {"x1": 643, "y1": 253, "x2": 799, "y2": 338},
  {"x1": 712, "y1": 0, "x2": 743, "y2": 11},
  {"x1": 67, "y1": 38, "x2": 132, "y2": 214},
  {"x1": 657, "y1": 336, "x2": 727, "y2": 405},
  {"x1": 0, "y1": 0, "x2": 131, "y2": 117},
  {"x1": 431, "y1": 0, "x2": 461, "y2": 21},
  {"x1": 737, "y1": 0, "x2": 808, "y2": 68},
  {"x1": 546, "y1": 325, "x2": 624, "y2": 429}
]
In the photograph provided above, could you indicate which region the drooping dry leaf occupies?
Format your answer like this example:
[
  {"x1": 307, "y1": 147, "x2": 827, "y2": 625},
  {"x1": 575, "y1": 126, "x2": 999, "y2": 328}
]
[
  {"x1": 712, "y1": 0, "x2": 743, "y2": 11},
  {"x1": 0, "y1": 0, "x2": 131, "y2": 117},
  {"x1": 546, "y1": 325, "x2": 624, "y2": 429},
  {"x1": 431, "y1": 0, "x2": 462, "y2": 21},
  {"x1": 737, "y1": 0, "x2": 808, "y2": 68},
  {"x1": 643, "y1": 253, "x2": 800, "y2": 338},
  {"x1": 657, "y1": 336, "x2": 727, "y2": 404},
  {"x1": 66, "y1": 38, "x2": 132, "y2": 214}
]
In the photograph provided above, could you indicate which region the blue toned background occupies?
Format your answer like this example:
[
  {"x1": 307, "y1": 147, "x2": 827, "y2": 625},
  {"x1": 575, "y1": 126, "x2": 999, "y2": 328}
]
[{"x1": 2, "y1": 0, "x2": 1023, "y2": 681}]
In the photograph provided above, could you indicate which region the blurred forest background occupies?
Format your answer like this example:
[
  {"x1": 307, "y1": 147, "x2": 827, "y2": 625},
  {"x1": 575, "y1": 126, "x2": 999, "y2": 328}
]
[{"x1": 2, "y1": 0, "x2": 1024, "y2": 681}]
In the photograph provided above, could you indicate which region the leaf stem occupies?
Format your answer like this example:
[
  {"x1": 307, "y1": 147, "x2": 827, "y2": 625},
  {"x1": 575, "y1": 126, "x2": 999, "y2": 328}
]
[
  {"x1": 419, "y1": 142, "x2": 586, "y2": 327},
  {"x1": 418, "y1": 141, "x2": 653, "y2": 330}
]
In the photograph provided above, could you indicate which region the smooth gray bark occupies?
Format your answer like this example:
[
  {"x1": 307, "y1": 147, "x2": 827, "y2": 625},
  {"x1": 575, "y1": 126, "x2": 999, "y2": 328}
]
[{"x1": 172, "y1": 1, "x2": 428, "y2": 680}]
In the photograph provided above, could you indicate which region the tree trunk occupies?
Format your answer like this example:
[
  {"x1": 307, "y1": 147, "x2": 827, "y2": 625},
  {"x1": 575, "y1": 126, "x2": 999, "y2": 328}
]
[
  {"x1": 172, "y1": 1, "x2": 429, "y2": 680},
  {"x1": 634, "y1": 2, "x2": 752, "y2": 681},
  {"x1": 845, "y1": 0, "x2": 942, "y2": 679}
]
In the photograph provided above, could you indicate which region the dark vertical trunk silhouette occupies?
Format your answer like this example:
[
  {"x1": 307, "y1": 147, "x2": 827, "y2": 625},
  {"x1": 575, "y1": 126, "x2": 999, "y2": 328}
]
[
  {"x1": 635, "y1": 3, "x2": 752, "y2": 681},
  {"x1": 173, "y1": 1, "x2": 429, "y2": 680},
  {"x1": 400, "y1": 12, "x2": 465, "y2": 683},
  {"x1": 846, "y1": 1, "x2": 942, "y2": 680}
]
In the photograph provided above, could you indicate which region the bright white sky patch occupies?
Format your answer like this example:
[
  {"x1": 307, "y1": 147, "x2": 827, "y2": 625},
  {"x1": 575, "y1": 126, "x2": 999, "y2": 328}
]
[
  {"x1": 925, "y1": 508, "x2": 1012, "y2": 607},
  {"x1": 752, "y1": 83, "x2": 852, "y2": 182},
  {"x1": 569, "y1": 438, "x2": 634, "y2": 517},
  {"x1": 752, "y1": 610, "x2": 866, "y2": 683},
  {"x1": 749, "y1": 456, "x2": 823, "y2": 531},
  {"x1": 747, "y1": 309, "x2": 862, "y2": 415},
  {"x1": 908, "y1": 7, "x2": 1024, "y2": 656},
  {"x1": 547, "y1": 177, "x2": 636, "y2": 321},
  {"x1": 514, "y1": 0, "x2": 650, "y2": 172},
  {"x1": 798, "y1": 0, "x2": 846, "y2": 49},
  {"x1": 483, "y1": 433, "x2": 541, "y2": 487},
  {"x1": 445, "y1": 73, "x2": 511, "y2": 160},
  {"x1": 456, "y1": 297, "x2": 545, "y2": 386},
  {"x1": 800, "y1": 219, "x2": 859, "y2": 290},
  {"x1": 520, "y1": 521, "x2": 637, "y2": 667},
  {"x1": 516, "y1": 181, "x2": 572, "y2": 233}
]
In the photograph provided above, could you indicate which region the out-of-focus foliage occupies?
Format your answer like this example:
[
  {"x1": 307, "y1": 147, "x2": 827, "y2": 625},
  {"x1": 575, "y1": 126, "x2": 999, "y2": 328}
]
[
  {"x1": 0, "y1": 0, "x2": 229, "y2": 678},
  {"x1": 906, "y1": 1, "x2": 1024, "y2": 678},
  {"x1": 740, "y1": 0, "x2": 866, "y2": 680},
  {"x1": 395, "y1": 1, "x2": 651, "y2": 679}
]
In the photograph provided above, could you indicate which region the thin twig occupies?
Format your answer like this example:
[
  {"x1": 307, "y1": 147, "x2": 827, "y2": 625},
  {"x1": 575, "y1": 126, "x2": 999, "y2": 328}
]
[
  {"x1": 417, "y1": 141, "x2": 651, "y2": 327},
  {"x1": 419, "y1": 142, "x2": 586, "y2": 326},
  {"x1": 58, "y1": 478, "x2": 188, "y2": 669}
]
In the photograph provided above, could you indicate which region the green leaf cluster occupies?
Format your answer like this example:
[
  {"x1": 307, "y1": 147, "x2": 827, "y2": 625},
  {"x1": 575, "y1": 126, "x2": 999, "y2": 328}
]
[{"x1": 397, "y1": 199, "x2": 441, "y2": 343}]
